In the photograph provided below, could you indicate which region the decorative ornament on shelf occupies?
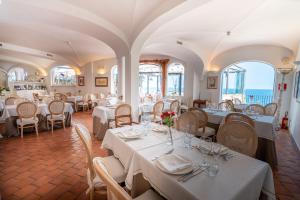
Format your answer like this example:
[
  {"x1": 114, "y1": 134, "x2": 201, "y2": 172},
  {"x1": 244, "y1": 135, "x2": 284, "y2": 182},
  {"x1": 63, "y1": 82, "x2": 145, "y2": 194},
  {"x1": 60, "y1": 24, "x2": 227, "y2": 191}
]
[{"x1": 161, "y1": 111, "x2": 176, "y2": 145}]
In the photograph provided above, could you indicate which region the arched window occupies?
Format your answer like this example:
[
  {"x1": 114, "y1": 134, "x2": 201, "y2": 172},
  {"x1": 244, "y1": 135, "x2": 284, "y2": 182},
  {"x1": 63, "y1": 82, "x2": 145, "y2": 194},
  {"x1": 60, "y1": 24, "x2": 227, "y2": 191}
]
[
  {"x1": 139, "y1": 64, "x2": 162, "y2": 97},
  {"x1": 221, "y1": 61, "x2": 275, "y2": 105},
  {"x1": 111, "y1": 65, "x2": 118, "y2": 95},
  {"x1": 51, "y1": 66, "x2": 76, "y2": 86},
  {"x1": 167, "y1": 63, "x2": 184, "y2": 96},
  {"x1": 8, "y1": 67, "x2": 27, "y2": 82}
]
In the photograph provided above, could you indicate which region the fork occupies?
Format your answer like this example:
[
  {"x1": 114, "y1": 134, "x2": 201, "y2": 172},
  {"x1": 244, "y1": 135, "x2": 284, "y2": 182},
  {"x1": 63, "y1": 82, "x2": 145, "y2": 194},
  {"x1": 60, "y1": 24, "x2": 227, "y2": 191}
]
[{"x1": 152, "y1": 148, "x2": 174, "y2": 161}]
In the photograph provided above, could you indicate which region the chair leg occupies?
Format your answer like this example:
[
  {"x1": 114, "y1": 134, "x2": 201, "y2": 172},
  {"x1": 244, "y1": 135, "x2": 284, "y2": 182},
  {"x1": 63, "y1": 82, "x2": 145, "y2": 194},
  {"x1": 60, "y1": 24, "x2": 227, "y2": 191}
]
[
  {"x1": 62, "y1": 119, "x2": 65, "y2": 130},
  {"x1": 20, "y1": 126, "x2": 23, "y2": 138},
  {"x1": 51, "y1": 121, "x2": 54, "y2": 134},
  {"x1": 89, "y1": 186, "x2": 94, "y2": 200},
  {"x1": 35, "y1": 123, "x2": 39, "y2": 136}
]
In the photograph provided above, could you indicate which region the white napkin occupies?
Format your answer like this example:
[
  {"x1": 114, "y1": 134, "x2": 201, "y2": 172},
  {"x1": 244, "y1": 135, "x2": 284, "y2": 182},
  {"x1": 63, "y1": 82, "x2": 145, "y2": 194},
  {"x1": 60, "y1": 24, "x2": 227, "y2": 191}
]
[
  {"x1": 197, "y1": 143, "x2": 228, "y2": 155},
  {"x1": 152, "y1": 127, "x2": 168, "y2": 133},
  {"x1": 157, "y1": 154, "x2": 192, "y2": 173},
  {"x1": 117, "y1": 131, "x2": 142, "y2": 139}
]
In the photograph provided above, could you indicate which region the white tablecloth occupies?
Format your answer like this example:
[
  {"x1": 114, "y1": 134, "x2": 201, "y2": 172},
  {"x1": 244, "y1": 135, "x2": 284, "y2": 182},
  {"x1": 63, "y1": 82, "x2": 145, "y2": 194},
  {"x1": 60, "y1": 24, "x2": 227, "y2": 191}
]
[
  {"x1": 204, "y1": 109, "x2": 275, "y2": 141},
  {"x1": 67, "y1": 96, "x2": 82, "y2": 103},
  {"x1": 92, "y1": 106, "x2": 115, "y2": 124},
  {"x1": 101, "y1": 124, "x2": 275, "y2": 200},
  {"x1": 2, "y1": 103, "x2": 74, "y2": 118},
  {"x1": 102, "y1": 124, "x2": 181, "y2": 171},
  {"x1": 0, "y1": 100, "x2": 4, "y2": 110}
]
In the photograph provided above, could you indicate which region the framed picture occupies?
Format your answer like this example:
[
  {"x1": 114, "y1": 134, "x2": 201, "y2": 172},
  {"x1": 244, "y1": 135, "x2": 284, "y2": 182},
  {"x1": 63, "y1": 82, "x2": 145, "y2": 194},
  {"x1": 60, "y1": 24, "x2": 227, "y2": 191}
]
[
  {"x1": 295, "y1": 71, "x2": 300, "y2": 102},
  {"x1": 77, "y1": 76, "x2": 85, "y2": 86},
  {"x1": 207, "y1": 76, "x2": 218, "y2": 89},
  {"x1": 95, "y1": 77, "x2": 108, "y2": 87}
]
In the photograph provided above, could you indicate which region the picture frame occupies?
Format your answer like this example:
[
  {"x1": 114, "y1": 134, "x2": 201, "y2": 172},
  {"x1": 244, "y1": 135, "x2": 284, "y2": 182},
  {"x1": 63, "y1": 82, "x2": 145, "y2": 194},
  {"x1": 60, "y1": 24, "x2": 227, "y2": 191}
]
[
  {"x1": 207, "y1": 76, "x2": 218, "y2": 89},
  {"x1": 95, "y1": 77, "x2": 108, "y2": 87},
  {"x1": 295, "y1": 71, "x2": 300, "y2": 102},
  {"x1": 77, "y1": 76, "x2": 85, "y2": 86}
]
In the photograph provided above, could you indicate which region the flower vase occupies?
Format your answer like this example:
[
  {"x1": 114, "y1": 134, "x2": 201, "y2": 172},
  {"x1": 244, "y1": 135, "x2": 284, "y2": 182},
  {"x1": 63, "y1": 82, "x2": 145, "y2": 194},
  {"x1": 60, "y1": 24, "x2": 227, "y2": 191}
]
[{"x1": 167, "y1": 126, "x2": 174, "y2": 146}]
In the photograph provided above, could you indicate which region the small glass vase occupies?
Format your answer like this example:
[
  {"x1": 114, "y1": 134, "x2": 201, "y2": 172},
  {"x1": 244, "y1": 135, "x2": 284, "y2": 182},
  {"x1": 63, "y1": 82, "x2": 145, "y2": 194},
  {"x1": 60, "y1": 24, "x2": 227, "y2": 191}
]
[{"x1": 166, "y1": 126, "x2": 174, "y2": 146}]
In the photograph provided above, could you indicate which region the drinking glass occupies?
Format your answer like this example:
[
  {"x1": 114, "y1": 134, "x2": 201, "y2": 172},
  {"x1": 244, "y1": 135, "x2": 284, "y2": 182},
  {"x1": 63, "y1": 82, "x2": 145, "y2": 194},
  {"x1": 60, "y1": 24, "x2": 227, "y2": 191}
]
[
  {"x1": 183, "y1": 133, "x2": 193, "y2": 149},
  {"x1": 141, "y1": 112, "x2": 151, "y2": 135}
]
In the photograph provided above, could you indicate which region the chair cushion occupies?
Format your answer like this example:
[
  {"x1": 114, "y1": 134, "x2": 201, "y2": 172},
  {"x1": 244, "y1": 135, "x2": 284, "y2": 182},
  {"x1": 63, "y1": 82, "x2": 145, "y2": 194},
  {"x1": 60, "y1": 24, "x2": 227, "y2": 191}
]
[
  {"x1": 196, "y1": 126, "x2": 216, "y2": 138},
  {"x1": 17, "y1": 118, "x2": 38, "y2": 126},
  {"x1": 134, "y1": 189, "x2": 164, "y2": 200},
  {"x1": 101, "y1": 156, "x2": 126, "y2": 183},
  {"x1": 47, "y1": 114, "x2": 65, "y2": 121}
]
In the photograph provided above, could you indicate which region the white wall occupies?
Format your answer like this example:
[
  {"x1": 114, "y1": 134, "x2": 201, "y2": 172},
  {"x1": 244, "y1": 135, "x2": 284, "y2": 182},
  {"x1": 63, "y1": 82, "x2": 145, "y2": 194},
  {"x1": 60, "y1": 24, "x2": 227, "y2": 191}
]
[{"x1": 289, "y1": 45, "x2": 300, "y2": 150}]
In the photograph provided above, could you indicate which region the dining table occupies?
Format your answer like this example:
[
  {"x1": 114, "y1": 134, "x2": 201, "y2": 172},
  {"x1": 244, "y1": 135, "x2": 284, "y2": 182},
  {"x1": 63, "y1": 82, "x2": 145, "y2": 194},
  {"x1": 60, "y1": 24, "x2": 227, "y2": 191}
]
[
  {"x1": 101, "y1": 123, "x2": 275, "y2": 200},
  {"x1": 203, "y1": 108, "x2": 277, "y2": 166},
  {"x1": 1, "y1": 102, "x2": 74, "y2": 137}
]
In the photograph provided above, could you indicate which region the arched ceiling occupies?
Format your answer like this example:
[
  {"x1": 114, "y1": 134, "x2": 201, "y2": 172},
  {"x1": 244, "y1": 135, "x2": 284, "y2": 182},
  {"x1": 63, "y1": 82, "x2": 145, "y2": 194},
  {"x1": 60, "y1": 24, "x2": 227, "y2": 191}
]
[{"x1": 1, "y1": 0, "x2": 300, "y2": 73}]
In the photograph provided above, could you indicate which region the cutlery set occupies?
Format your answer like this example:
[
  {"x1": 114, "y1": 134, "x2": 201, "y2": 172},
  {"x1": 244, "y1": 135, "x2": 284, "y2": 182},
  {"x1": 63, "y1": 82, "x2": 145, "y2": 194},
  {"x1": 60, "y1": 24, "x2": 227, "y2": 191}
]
[{"x1": 177, "y1": 165, "x2": 207, "y2": 182}]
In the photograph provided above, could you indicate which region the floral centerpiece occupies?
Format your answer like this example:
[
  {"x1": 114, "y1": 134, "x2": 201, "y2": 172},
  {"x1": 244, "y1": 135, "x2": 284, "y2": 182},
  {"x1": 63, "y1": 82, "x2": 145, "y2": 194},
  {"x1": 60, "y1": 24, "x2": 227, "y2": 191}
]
[{"x1": 161, "y1": 111, "x2": 176, "y2": 145}]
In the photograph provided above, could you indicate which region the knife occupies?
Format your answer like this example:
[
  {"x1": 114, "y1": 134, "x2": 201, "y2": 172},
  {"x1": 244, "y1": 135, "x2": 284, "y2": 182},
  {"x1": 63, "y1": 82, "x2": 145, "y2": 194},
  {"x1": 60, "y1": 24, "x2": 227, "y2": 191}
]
[{"x1": 181, "y1": 167, "x2": 207, "y2": 182}]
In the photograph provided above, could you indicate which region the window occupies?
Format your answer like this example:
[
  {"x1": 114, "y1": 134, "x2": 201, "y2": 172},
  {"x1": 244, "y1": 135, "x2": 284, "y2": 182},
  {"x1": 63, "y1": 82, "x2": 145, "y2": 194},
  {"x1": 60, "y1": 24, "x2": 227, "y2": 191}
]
[
  {"x1": 51, "y1": 66, "x2": 76, "y2": 86},
  {"x1": 0, "y1": 69, "x2": 7, "y2": 88},
  {"x1": 167, "y1": 63, "x2": 184, "y2": 96},
  {"x1": 8, "y1": 67, "x2": 27, "y2": 82},
  {"x1": 139, "y1": 64, "x2": 162, "y2": 97},
  {"x1": 111, "y1": 65, "x2": 118, "y2": 95},
  {"x1": 221, "y1": 61, "x2": 275, "y2": 105}
]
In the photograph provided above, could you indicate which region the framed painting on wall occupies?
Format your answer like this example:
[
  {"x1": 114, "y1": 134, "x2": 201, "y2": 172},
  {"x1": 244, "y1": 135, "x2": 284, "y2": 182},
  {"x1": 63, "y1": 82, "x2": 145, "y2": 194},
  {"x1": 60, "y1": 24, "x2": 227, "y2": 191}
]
[
  {"x1": 95, "y1": 77, "x2": 108, "y2": 87},
  {"x1": 295, "y1": 71, "x2": 300, "y2": 102},
  {"x1": 207, "y1": 76, "x2": 218, "y2": 89},
  {"x1": 78, "y1": 76, "x2": 85, "y2": 86}
]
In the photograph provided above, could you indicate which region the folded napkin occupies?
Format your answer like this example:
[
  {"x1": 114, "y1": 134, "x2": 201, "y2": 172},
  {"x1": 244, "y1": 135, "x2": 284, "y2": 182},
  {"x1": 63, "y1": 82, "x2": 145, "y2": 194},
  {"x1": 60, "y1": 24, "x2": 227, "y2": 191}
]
[
  {"x1": 118, "y1": 131, "x2": 142, "y2": 139},
  {"x1": 157, "y1": 154, "x2": 192, "y2": 173},
  {"x1": 152, "y1": 127, "x2": 168, "y2": 133},
  {"x1": 196, "y1": 143, "x2": 228, "y2": 155}
]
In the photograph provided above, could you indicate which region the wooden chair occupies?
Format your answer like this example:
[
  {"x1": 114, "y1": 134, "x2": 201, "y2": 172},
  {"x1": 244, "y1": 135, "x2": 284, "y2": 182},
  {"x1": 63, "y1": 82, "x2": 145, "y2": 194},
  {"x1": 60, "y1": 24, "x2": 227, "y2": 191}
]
[
  {"x1": 77, "y1": 94, "x2": 90, "y2": 112},
  {"x1": 75, "y1": 124, "x2": 126, "y2": 200},
  {"x1": 5, "y1": 97, "x2": 17, "y2": 105},
  {"x1": 190, "y1": 108, "x2": 215, "y2": 138},
  {"x1": 264, "y1": 103, "x2": 277, "y2": 116},
  {"x1": 225, "y1": 100, "x2": 234, "y2": 109},
  {"x1": 66, "y1": 92, "x2": 72, "y2": 96},
  {"x1": 16, "y1": 102, "x2": 39, "y2": 138},
  {"x1": 115, "y1": 104, "x2": 132, "y2": 128},
  {"x1": 151, "y1": 101, "x2": 164, "y2": 123},
  {"x1": 54, "y1": 93, "x2": 68, "y2": 101},
  {"x1": 175, "y1": 111, "x2": 200, "y2": 134},
  {"x1": 224, "y1": 113, "x2": 255, "y2": 128},
  {"x1": 47, "y1": 100, "x2": 65, "y2": 134},
  {"x1": 217, "y1": 121, "x2": 258, "y2": 157},
  {"x1": 169, "y1": 100, "x2": 180, "y2": 115},
  {"x1": 218, "y1": 101, "x2": 233, "y2": 111},
  {"x1": 93, "y1": 157, "x2": 163, "y2": 200},
  {"x1": 245, "y1": 104, "x2": 265, "y2": 115},
  {"x1": 32, "y1": 93, "x2": 39, "y2": 101}
]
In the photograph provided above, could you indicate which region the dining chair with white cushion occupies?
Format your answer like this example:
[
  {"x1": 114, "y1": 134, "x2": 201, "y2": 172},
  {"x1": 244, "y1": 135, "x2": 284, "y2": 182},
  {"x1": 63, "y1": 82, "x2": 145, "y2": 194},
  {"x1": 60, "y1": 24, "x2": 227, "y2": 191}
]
[
  {"x1": 16, "y1": 102, "x2": 39, "y2": 138},
  {"x1": 93, "y1": 157, "x2": 163, "y2": 200},
  {"x1": 175, "y1": 111, "x2": 200, "y2": 134},
  {"x1": 47, "y1": 100, "x2": 65, "y2": 134},
  {"x1": 190, "y1": 108, "x2": 215, "y2": 138},
  {"x1": 246, "y1": 104, "x2": 265, "y2": 115},
  {"x1": 264, "y1": 103, "x2": 277, "y2": 116},
  {"x1": 151, "y1": 101, "x2": 164, "y2": 123},
  {"x1": 218, "y1": 101, "x2": 234, "y2": 111},
  {"x1": 217, "y1": 121, "x2": 258, "y2": 157},
  {"x1": 115, "y1": 104, "x2": 132, "y2": 128},
  {"x1": 75, "y1": 124, "x2": 126, "y2": 200},
  {"x1": 77, "y1": 94, "x2": 90, "y2": 112},
  {"x1": 169, "y1": 100, "x2": 180, "y2": 115},
  {"x1": 224, "y1": 112, "x2": 255, "y2": 128},
  {"x1": 5, "y1": 97, "x2": 17, "y2": 105}
]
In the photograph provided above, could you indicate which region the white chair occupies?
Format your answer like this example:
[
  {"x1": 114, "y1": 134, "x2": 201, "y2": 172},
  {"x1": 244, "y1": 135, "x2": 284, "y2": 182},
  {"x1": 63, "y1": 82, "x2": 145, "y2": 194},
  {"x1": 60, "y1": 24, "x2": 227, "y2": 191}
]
[
  {"x1": 93, "y1": 158, "x2": 163, "y2": 200},
  {"x1": 74, "y1": 124, "x2": 126, "y2": 200},
  {"x1": 16, "y1": 102, "x2": 39, "y2": 138},
  {"x1": 47, "y1": 100, "x2": 65, "y2": 134},
  {"x1": 77, "y1": 94, "x2": 90, "y2": 112}
]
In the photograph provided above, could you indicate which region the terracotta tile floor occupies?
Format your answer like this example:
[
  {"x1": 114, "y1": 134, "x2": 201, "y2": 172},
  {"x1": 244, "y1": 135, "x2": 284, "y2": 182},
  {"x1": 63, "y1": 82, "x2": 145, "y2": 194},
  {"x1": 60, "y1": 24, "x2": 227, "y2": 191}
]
[{"x1": 0, "y1": 111, "x2": 300, "y2": 200}]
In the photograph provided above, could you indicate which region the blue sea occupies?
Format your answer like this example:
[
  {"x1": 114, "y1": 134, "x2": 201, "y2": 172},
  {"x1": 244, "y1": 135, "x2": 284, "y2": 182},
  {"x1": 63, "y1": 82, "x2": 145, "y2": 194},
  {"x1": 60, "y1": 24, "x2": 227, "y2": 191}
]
[{"x1": 223, "y1": 89, "x2": 273, "y2": 105}]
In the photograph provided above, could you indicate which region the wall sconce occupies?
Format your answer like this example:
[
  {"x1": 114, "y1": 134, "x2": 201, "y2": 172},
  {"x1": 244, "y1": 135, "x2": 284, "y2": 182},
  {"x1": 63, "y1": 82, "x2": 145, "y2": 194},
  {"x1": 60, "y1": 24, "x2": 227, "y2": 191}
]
[
  {"x1": 208, "y1": 65, "x2": 220, "y2": 72},
  {"x1": 97, "y1": 66, "x2": 106, "y2": 75}
]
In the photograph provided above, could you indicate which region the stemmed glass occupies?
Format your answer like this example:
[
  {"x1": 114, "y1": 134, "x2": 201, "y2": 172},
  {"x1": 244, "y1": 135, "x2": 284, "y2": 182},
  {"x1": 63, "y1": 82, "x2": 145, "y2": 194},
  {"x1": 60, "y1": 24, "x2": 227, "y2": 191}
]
[
  {"x1": 141, "y1": 111, "x2": 151, "y2": 136},
  {"x1": 183, "y1": 124, "x2": 194, "y2": 150}
]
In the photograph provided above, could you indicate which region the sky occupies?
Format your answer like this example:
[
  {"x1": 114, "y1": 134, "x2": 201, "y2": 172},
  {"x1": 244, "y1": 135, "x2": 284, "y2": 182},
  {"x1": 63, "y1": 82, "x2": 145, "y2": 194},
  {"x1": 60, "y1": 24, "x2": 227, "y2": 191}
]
[{"x1": 224, "y1": 61, "x2": 275, "y2": 90}]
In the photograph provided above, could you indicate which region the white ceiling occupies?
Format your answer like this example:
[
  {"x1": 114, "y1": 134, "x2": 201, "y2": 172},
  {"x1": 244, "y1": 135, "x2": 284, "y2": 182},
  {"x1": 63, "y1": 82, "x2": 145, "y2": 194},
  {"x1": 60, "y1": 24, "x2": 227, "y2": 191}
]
[{"x1": 0, "y1": 0, "x2": 300, "y2": 72}]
